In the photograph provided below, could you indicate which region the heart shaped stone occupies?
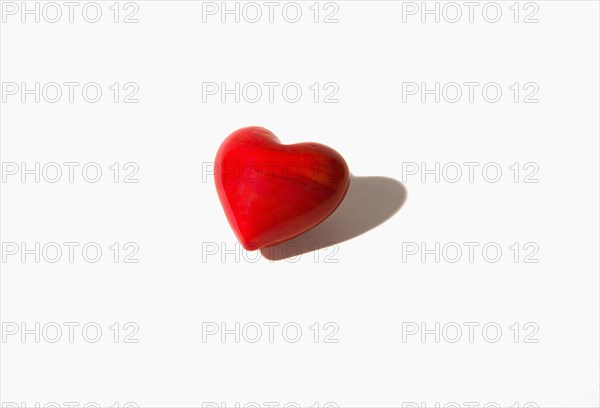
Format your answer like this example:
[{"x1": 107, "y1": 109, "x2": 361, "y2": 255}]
[{"x1": 214, "y1": 127, "x2": 350, "y2": 250}]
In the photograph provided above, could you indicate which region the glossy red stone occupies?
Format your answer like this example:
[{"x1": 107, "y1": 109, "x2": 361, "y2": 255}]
[{"x1": 214, "y1": 127, "x2": 350, "y2": 250}]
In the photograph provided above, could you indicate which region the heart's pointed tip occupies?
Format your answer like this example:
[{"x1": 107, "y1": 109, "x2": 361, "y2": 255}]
[{"x1": 240, "y1": 240, "x2": 261, "y2": 252}]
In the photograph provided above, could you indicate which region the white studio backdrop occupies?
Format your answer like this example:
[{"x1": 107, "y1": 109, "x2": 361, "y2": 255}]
[{"x1": 0, "y1": 1, "x2": 599, "y2": 407}]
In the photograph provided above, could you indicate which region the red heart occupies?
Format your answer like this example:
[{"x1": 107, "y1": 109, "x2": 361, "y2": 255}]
[{"x1": 214, "y1": 127, "x2": 350, "y2": 250}]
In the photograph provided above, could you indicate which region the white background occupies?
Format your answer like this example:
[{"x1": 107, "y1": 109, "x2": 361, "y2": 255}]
[{"x1": 1, "y1": 1, "x2": 599, "y2": 407}]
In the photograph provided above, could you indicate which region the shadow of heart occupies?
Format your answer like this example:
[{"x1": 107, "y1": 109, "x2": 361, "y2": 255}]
[{"x1": 260, "y1": 175, "x2": 407, "y2": 261}]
